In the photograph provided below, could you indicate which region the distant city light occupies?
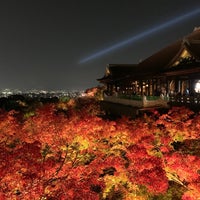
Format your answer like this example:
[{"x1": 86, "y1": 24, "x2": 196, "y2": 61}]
[
  {"x1": 0, "y1": 89, "x2": 83, "y2": 98},
  {"x1": 79, "y1": 8, "x2": 200, "y2": 63}
]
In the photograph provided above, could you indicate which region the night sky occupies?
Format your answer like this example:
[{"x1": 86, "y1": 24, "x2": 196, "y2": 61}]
[{"x1": 0, "y1": 0, "x2": 200, "y2": 91}]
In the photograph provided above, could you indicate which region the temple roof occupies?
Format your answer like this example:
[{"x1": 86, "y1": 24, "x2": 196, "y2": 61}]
[
  {"x1": 138, "y1": 27, "x2": 200, "y2": 71},
  {"x1": 98, "y1": 27, "x2": 200, "y2": 83}
]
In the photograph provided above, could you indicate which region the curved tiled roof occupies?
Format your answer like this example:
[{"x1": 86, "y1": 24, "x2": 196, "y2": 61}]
[
  {"x1": 98, "y1": 28, "x2": 200, "y2": 83},
  {"x1": 97, "y1": 64, "x2": 139, "y2": 83},
  {"x1": 138, "y1": 40, "x2": 181, "y2": 72},
  {"x1": 138, "y1": 28, "x2": 200, "y2": 72}
]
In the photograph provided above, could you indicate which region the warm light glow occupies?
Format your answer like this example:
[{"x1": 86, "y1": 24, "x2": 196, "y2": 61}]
[
  {"x1": 172, "y1": 49, "x2": 191, "y2": 66},
  {"x1": 195, "y1": 81, "x2": 200, "y2": 93},
  {"x1": 106, "y1": 67, "x2": 110, "y2": 75}
]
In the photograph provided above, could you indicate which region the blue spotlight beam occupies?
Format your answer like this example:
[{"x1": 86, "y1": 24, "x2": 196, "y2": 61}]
[{"x1": 79, "y1": 8, "x2": 200, "y2": 64}]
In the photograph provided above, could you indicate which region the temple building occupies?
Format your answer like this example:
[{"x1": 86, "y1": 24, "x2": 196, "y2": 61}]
[{"x1": 98, "y1": 27, "x2": 200, "y2": 116}]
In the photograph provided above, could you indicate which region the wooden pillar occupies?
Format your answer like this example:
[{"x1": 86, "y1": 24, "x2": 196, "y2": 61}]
[
  {"x1": 145, "y1": 80, "x2": 147, "y2": 95},
  {"x1": 152, "y1": 79, "x2": 156, "y2": 95},
  {"x1": 189, "y1": 79, "x2": 194, "y2": 94},
  {"x1": 175, "y1": 79, "x2": 179, "y2": 94},
  {"x1": 156, "y1": 78, "x2": 160, "y2": 95},
  {"x1": 150, "y1": 79, "x2": 153, "y2": 96},
  {"x1": 148, "y1": 80, "x2": 150, "y2": 96},
  {"x1": 140, "y1": 80, "x2": 143, "y2": 95}
]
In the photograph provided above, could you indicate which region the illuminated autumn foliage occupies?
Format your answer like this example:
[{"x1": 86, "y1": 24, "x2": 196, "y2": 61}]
[{"x1": 0, "y1": 97, "x2": 200, "y2": 199}]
